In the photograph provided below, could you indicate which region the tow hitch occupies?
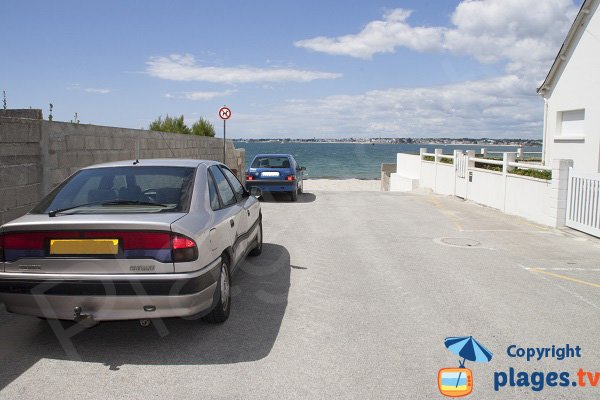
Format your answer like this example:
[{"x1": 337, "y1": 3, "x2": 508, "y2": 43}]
[{"x1": 73, "y1": 306, "x2": 96, "y2": 326}]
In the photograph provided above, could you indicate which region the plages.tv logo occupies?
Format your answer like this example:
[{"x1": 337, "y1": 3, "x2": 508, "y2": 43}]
[{"x1": 438, "y1": 336, "x2": 493, "y2": 397}]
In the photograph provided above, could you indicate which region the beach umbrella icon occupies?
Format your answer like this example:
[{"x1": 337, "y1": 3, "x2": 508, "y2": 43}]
[
  {"x1": 444, "y1": 336, "x2": 493, "y2": 390},
  {"x1": 445, "y1": 336, "x2": 493, "y2": 366}
]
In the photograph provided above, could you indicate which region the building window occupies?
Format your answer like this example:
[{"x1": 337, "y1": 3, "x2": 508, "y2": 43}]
[{"x1": 557, "y1": 109, "x2": 585, "y2": 138}]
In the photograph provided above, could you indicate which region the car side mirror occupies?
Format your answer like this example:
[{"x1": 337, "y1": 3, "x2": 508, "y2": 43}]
[{"x1": 300, "y1": 166, "x2": 306, "y2": 171}]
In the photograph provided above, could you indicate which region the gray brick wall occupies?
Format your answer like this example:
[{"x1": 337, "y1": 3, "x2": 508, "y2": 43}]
[
  {"x1": 0, "y1": 116, "x2": 244, "y2": 224},
  {"x1": 0, "y1": 109, "x2": 43, "y2": 120},
  {"x1": 0, "y1": 118, "x2": 43, "y2": 224}
]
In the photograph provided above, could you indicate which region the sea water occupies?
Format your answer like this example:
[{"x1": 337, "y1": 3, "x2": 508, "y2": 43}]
[{"x1": 235, "y1": 142, "x2": 542, "y2": 179}]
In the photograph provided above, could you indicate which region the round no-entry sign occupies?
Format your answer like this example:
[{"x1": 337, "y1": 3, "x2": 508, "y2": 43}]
[{"x1": 219, "y1": 106, "x2": 232, "y2": 120}]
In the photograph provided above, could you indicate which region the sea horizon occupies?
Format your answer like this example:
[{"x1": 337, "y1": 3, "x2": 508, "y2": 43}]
[{"x1": 235, "y1": 141, "x2": 543, "y2": 180}]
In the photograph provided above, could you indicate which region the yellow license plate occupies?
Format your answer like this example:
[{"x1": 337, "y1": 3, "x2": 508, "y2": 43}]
[{"x1": 49, "y1": 239, "x2": 119, "y2": 255}]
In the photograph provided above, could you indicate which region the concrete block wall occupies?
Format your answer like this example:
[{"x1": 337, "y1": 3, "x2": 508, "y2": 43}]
[
  {"x1": 1, "y1": 115, "x2": 243, "y2": 224},
  {"x1": 0, "y1": 118, "x2": 43, "y2": 224}
]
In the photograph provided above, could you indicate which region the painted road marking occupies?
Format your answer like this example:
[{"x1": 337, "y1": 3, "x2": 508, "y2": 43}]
[
  {"x1": 519, "y1": 265, "x2": 600, "y2": 311},
  {"x1": 523, "y1": 267, "x2": 600, "y2": 272},
  {"x1": 428, "y1": 197, "x2": 464, "y2": 232},
  {"x1": 529, "y1": 268, "x2": 600, "y2": 289}
]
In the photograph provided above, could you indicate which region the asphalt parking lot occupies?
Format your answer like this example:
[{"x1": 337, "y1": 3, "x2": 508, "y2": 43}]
[{"x1": 1, "y1": 189, "x2": 599, "y2": 399}]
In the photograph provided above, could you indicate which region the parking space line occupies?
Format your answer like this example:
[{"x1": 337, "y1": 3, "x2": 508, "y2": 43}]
[
  {"x1": 529, "y1": 268, "x2": 600, "y2": 289},
  {"x1": 528, "y1": 267, "x2": 600, "y2": 272},
  {"x1": 428, "y1": 197, "x2": 464, "y2": 232}
]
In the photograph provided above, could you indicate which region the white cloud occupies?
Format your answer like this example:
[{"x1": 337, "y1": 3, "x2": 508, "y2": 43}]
[
  {"x1": 165, "y1": 90, "x2": 237, "y2": 101},
  {"x1": 295, "y1": 9, "x2": 445, "y2": 59},
  {"x1": 234, "y1": 74, "x2": 541, "y2": 138},
  {"x1": 295, "y1": 0, "x2": 578, "y2": 78},
  {"x1": 146, "y1": 54, "x2": 341, "y2": 84},
  {"x1": 183, "y1": 90, "x2": 236, "y2": 101},
  {"x1": 444, "y1": 0, "x2": 578, "y2": 79},
  {"x1": 279, "y1": 0, "x2": 580, "y2": 138},
  {"x1": 84, "y1": 88, "x2": 112, "y2": 94},
  {"x1": 68, "y1": 84, "x2": 111, "y2": 94}
]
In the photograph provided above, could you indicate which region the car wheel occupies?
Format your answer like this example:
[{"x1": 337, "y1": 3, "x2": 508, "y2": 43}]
[
  {"x1": 291, "y1": 187, "x2": 298, "y2": 202},
  {"x1": 203, "y1": 256, "x2": 231, "y2": 324},
  {"x1": 249, "y1": 220, "x2": 263, "y2": 256}
]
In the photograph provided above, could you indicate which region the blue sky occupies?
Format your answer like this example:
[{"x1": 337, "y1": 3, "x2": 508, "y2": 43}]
[{"x1": 1, "y1": 0, "x2": 583, "y2": 138}]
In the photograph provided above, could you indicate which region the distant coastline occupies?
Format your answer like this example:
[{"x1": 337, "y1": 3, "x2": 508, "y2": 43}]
[
  {"x1": 237, "y1": 141, "x2": 543, "y2": 180},
  {"x1": 233, "y1": 138, "x2": 543, "y2": 146}
]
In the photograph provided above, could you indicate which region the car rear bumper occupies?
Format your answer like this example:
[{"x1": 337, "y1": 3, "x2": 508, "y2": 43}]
[
  {"x1": 246, "y1": 180, "x2": 296, "y2": 193},
  {"x1": 0, "y1": 258, "x2": 221, "y2": 321}
]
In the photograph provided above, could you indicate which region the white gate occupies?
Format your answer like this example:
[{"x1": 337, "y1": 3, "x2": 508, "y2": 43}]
[
  {"x1": 566, "y1": 168, "x2": 600, "y2": 237},
  {"x1": 455, "y1": 152, "x2": 469, "y2": 199}
]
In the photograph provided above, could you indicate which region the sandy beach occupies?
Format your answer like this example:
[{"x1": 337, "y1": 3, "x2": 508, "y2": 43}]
[{"x1": 303, "y1": 179, "x2": 380, "y2": 192}]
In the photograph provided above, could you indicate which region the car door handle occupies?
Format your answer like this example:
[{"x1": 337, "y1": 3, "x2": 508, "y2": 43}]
[{"x1": 230, "y1": 219, "x2": 235, "y2": 228}]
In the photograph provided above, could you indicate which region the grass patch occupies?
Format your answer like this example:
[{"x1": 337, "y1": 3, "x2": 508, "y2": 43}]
[
  {"x1": 509, "y1": 168, "x2": 551, "y2": 180},
  {"x1": 474, "y1": 162, "x2": 502, "y2": 172},
  {"x1": 422, "y1": 155, "x2": 453, "y2": 164}
]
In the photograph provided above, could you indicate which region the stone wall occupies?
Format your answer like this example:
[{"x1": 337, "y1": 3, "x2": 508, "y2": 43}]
[
  {"x1": 0, "y1": 109, "x2": 43, "y2": 120},
  {"x1": 0, "y1": 118, "x2": 43, "y2": 224},
  {"x1": 0, "y1": 114, "x2": 244, "y2": 224}
]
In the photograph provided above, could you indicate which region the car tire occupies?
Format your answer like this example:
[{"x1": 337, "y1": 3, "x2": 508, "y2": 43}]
[
  {"x1": 203, "y1": 255, "x2": 231, "y2": 324},
  {"x1": 249, "y1": 220, "x2": 263, "y2": 256},
  {"x1": 291, "y1": 187, "x2": 298, "y2": 202}
]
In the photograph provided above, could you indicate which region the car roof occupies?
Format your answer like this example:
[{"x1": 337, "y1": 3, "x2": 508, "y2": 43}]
[
  {"x1": 253, "y1": 154, "x2": 294, "y2": 158},
  {"x1": 80, "y1": 159, "x2": 222, "y2": 169}
]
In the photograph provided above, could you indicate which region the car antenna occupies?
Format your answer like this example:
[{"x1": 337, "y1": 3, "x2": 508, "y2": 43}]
[{"x1": 158, "y1": 131, "x2": 177, "y2": 158}]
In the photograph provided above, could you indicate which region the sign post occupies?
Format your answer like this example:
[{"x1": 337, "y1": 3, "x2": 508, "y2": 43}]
[{"x1": 218, "y1": 106, "x2": 232, "y2": 164}]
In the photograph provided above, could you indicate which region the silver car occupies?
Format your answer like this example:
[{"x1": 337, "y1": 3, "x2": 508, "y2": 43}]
[{"x1": 0, "y1": 159, "x2": 262, "y2": 324}]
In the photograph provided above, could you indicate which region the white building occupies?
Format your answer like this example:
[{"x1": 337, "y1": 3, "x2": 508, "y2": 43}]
[
  {"x1": 538, "y1": 0, "x2": 600, "y2": 173},
  {"x1": 390, "y1": 0, "x2": 600, "y2": 236}
]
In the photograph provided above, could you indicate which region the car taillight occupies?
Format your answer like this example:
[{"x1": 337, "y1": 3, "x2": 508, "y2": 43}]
[
  {"x1": 246, "y1": 175, "x2": 254, "y2": 180},
  {"x1": 2, "y1": 232, "x2": 53, "y2": 260},
  {"x1": 0, "y1": 231, "x2": 196, "y2": 263},
  {"x1": 171, "y1": 234, "x2": 197, "y2": 262},
  {"x1": 286, "y1": 175, "x2": 295, "y2": 181}
]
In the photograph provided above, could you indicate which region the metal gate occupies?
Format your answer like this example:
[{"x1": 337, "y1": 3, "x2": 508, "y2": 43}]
[
  {"x1": 566, "y1": 168, "x2": 600, "y2": 237},
  {"x1": 455, "y1": 152, "x2": 469, "y2": 199}
]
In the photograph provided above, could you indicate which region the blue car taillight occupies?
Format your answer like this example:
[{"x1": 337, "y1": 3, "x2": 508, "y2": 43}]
[{"x1": 286, "y1": 175, "x2": 295, "y2": 181}]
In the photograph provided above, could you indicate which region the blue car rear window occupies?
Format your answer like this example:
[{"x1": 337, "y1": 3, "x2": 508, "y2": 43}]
[{"x1": 251, "y1": 157, "x2": 291, "y2": 169}]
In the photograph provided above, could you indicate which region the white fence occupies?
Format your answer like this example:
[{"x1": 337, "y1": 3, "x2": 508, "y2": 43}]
[
  {"x1": 566, "y1": 169, "x2": 600, "y2": 237},
  {"x1": 390, "y1": 148, "x2": 575, "y2": 229}
]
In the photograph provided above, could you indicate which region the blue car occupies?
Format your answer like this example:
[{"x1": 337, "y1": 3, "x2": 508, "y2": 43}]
[{"x1": 245, "y1": 154, "x2": 305, "y2": 201}]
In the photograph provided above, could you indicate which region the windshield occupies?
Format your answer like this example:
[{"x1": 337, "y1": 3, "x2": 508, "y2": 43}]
[
  {"x1": 32, "y1": 166, "x2": 195, "y2": 214},
  {"x1": 251, "y1": 156, "x2": 291, "y2": 169}
]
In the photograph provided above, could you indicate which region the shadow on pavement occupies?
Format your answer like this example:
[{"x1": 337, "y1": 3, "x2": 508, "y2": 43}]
[
  {"x1": 0, "y1": 243, "x2": 290, "y2": 388},
  {"x1": 260, "y1": 192, "x2": 316, "y2": 203}
]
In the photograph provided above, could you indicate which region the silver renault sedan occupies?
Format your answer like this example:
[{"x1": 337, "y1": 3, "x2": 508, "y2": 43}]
[{"x1": 0, "y1": 159, "x2": 262, "y2": 324}]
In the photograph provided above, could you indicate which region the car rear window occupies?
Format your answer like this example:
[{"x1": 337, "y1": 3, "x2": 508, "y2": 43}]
[
  {"x1": 250, "y1": 156, "x2": 291, "y2": 169},
  {"x1": 32, "y1": 166, "x2": 196, "y2": 214}
]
